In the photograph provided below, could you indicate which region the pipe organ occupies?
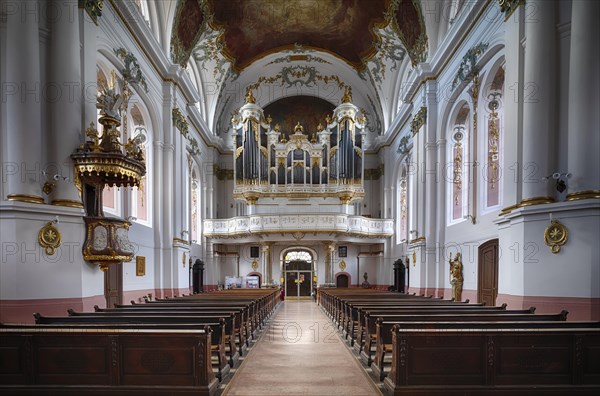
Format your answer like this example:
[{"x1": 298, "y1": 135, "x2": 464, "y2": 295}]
[{"x1": 232, "y1": 88, "x2": 366, "y2": 205}]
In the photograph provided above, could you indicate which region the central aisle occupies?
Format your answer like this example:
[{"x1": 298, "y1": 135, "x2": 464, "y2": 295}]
[{"x1": 223, "y1": 300, "x2": 382, "y2": 396}]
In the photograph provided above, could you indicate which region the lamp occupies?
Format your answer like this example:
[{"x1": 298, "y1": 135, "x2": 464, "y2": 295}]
[{"x1": 542, "y1": 172, "x2": 571, "y2": 193}]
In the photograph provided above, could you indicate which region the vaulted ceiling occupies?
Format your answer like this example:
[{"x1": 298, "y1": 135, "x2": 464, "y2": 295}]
[{"x1": 168, "y1": 0, "x2": 429, "y2": 141}]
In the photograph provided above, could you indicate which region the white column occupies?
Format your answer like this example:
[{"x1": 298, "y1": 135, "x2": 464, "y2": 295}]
[
  {"x1": 161, "y1": 83, "x2": 176, "y2": 296},
  {"x1": 567, "y1": 0, "x2": 600, "y2": 198},
  {"x1": 48, "y1": 0, "x2": 83, "y2": 208},
  {"x1": 261, "y1": 244, "x2": 270, "y2": 285},
  {"x1": 521, "y1": 0, "x2": 556, "y2": 204},
  {"x1": 502, "y1": 4, "x2": 525, "y2": 209},
  {"x1": 5, "y1": 0, "x2": 44, "y2": 203}
]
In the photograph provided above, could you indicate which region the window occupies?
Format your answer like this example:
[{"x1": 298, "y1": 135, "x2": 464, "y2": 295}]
[
  {"x1": 284, "y1": 251, "x2": 312, "y2": 262},
  {"x1": 481, "y1": 67, "x2": 504, "y2": 212},
  {"x1": 448, "y1": 104, "x2": 470, "y2": 223}
]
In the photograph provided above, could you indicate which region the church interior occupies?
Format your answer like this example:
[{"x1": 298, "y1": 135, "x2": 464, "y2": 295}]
[{"x1": 1, "y1": 0, "x2": 599, "y2": 394}]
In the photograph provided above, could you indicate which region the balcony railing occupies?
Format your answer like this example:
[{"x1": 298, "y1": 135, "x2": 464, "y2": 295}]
[{"x1": 203, "y1": 214, "x2": 394, "y2": 238}]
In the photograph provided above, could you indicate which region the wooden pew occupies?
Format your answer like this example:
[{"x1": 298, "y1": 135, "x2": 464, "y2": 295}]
[
  {"x1": 383, "y1": 322, "x2": 600, "y2": 394},
  {"x1": 34, "y1": 313, "x2": 232, "y2": 381},
  {"x1": 93, "y1": 305, "x2": 249, "y2": 355},
  {"x1": 368, "y1": 311, "x2": 569, "y2": 377},
  {"x1": 69, "y1": 308, "x2": 243, "y2": 367},
  {"x1": 351, "y1": 305, "x2": 535, "y2": 353},
  {"x1": 346, "y1": 303, "x2": 515, "y2": 346},
  {"x1": 0, "y1": 325, "x2": 217, "y2": 396}
]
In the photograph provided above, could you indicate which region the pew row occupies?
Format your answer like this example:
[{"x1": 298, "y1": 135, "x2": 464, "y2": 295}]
[
  {"x1": 34, "y1": 313, "x2": 232, "y2": 381},
  {"x1": 0, "y1": 326, "x2": 218, "y2": 396},
  {"x1": 383, "y1": 323, "x2": 600, "y2": 395}
]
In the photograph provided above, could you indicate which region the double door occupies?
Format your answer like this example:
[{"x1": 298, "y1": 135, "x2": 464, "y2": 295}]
[{"x1": 285, "y1": 270, "x2": 312, "y2": 298}]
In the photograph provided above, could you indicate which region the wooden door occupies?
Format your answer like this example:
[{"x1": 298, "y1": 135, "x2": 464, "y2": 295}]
[
  {"x1": 478, "y1": 239, "x2": 499, "y2": 306},
  {"x1": 104, "y1": 263, "x2": 123, "y2": 308},
  {"x1": 298, "y1": 272, "x2": 311, "y2": 296},
  {"x1": 336, "y1": 274, "x2": 349, "y2": 288},
  {"x1": 285, "y1": 272, "x2": 298, "y2": 297}
]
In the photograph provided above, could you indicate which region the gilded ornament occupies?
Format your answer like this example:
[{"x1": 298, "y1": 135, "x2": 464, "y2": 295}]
[
  {"x1": 42, "y1": 182, "x2": 55, "y2": 195},
  {"x1": 499, "y1": 0, "x2": 525, "y2": 20},
  {"x1": 251, "y1": 259, "x2": 259, "y2": 271},
  {"x1": 38, "y1": 222, "x2": 62, "y2": 256},
  {"x1": 452, "y1": 42, "x2": 489, "y2": 90},
  {"x1": 544, "y1": 220, "x2": 568, "y2": 254},
  {"x1": 412, "y1": 251, "x2": 416, "y2": 266},
  {"x1": 245, "y1": 87, "x2": 256, "y2": 104},
  {"x1": 410, "y1": 107, "x2": 427, "y2": 136},
  {"x1": 339, "y1": 260, "x2": 346, "y2": 271},
  {"x1": 78, "y1": 0, "x2": 103, "y2": 25},
  {"x1": 136, "y1": 256, "x2": 146, "y2": 276},
  {"x1": 341, "y1": 87, "x2": 353, "y2": 103}
]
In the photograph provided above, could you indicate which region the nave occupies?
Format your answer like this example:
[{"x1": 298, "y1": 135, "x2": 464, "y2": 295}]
[{"x1": 223, "y1": 300, "x2": 382, "y2": 396}]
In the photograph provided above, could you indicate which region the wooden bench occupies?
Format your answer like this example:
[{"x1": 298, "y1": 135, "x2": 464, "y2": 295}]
[
  {"x1": 0, "y1": 325, "x2": 217, "y2": 395},
  {"x1": 93, "y1": 305, "x2": 250, "y2": 354},
  {"x1": 383, "y1": 322, "x2": 600, "y2": 394},
  {"x1": 368, "y1": 311, "x2": 576, "y2": 381},
  {"x1": 351, "y1": 305, "x2": 534, "y2": 353},
  {"x1": 34, "y1": 313, "x2": 232, "y2": 381}
]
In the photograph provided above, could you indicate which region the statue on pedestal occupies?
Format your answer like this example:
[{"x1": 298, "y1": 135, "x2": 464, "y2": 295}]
[
  {"x1": 361, "y1": 272, "x2": 370, "y2": 288},
  {"x1": 449, "y1": 253, "x2": 464, "y2": 302}
]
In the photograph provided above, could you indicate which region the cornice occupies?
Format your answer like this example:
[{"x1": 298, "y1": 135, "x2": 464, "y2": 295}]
[{"x1": 376, "y1": 0, "x2": 493, "y2": 153}]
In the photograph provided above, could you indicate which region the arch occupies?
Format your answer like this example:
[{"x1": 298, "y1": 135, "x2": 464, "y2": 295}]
[
  {"x1": 335, "y1": 272, "x2": 351, "y2": 288},
  {"x1": 279, "y1": 246, "x2": 318, "y2": 268},
  {"x1": 445, "y1": 101, "x2": 471, "y2": 224},
  {"x1": 129, "y1": 102, "x2": 153, "y2": 226},
  {"x1": 246, "y1": 272, "x2": 262, "y2": 288}
]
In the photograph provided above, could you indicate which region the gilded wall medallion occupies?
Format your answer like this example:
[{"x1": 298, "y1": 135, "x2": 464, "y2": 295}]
[{"x1": 544, "y1": 220, "x2": 568, "y2": 254}]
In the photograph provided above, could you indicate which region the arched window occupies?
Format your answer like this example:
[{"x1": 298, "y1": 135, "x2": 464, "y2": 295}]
[
  {"x1": 190, "y1": 165, "x2": 200, "y2": 243},
  {"x1": 97, "y1": 67, "x2": 122, "y2": 217},
  {"x1": 448, "y1": 104, "x2": 470, "y2": 223},
  {"x1": 482, "y1": 67, "x2": 504, "y2": 211},
  {"x1": 129, "y1": 104, "x2": 152, "y2": 225},
  {"x1": 284, "y1": 251, "x2": 312, "y2": 262}
]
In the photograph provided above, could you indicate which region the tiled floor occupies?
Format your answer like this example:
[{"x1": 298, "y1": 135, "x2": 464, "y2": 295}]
[{"x1": 222, "y1": 301, "x2": 382, "y2": 396}]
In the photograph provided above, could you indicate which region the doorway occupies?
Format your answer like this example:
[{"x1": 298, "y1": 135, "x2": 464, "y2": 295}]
[
  {"x1": 104, "y1": 263, "x2": 123, "y2": 308},
  {"x1": 478, "y1": 238, "x2": 499, "y2": 306},
  {"x1": 336, "y1": 273, "x2": 349, "y2": 288},
  {"x1": 282, "y1": 250, "x2": 314, "y2": 299}
]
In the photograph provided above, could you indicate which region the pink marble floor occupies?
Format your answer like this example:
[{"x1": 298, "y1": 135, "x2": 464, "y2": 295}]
[{"x1": 223, "y1": 301, "x2": 382, "y2": 396}]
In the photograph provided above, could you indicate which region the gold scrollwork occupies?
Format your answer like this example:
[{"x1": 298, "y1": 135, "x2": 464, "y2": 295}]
[
  {"x1": 251, "y1": 259, "x2": 259, "y2": 270},
  {"x1": 38, "y1": 222, "x2": 62, "y2": 255},
  {"x1": 339, "y1": 260, "x2": 346, "y2": 271},
  {"x1": 544, "y1": 220, "x2": 568, "y2": 254}
]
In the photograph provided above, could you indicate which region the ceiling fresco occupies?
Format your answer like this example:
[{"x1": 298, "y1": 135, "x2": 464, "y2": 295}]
[
  {"x1": 207, "y1": 0, "x2": 388, "y2": 71},
  {"x1": 169, "y1": 0, "x2": 429, "y2": 138},
  {"x1": 171, "y1": 0, "x2": 427, "y2": 71}
]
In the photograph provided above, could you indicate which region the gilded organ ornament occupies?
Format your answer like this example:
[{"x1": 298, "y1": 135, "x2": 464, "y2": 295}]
[{"x1": 544, "y1": 220, "x2": 568, "y2": 254}]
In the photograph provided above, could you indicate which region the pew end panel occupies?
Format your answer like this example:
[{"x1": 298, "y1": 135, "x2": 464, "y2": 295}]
[
  {"x1": 384, "y1": 326, "x2": 600, "y2": 395},
  {"x1": 0, "y1": 327, "x2": 218, "y2": 396}
]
